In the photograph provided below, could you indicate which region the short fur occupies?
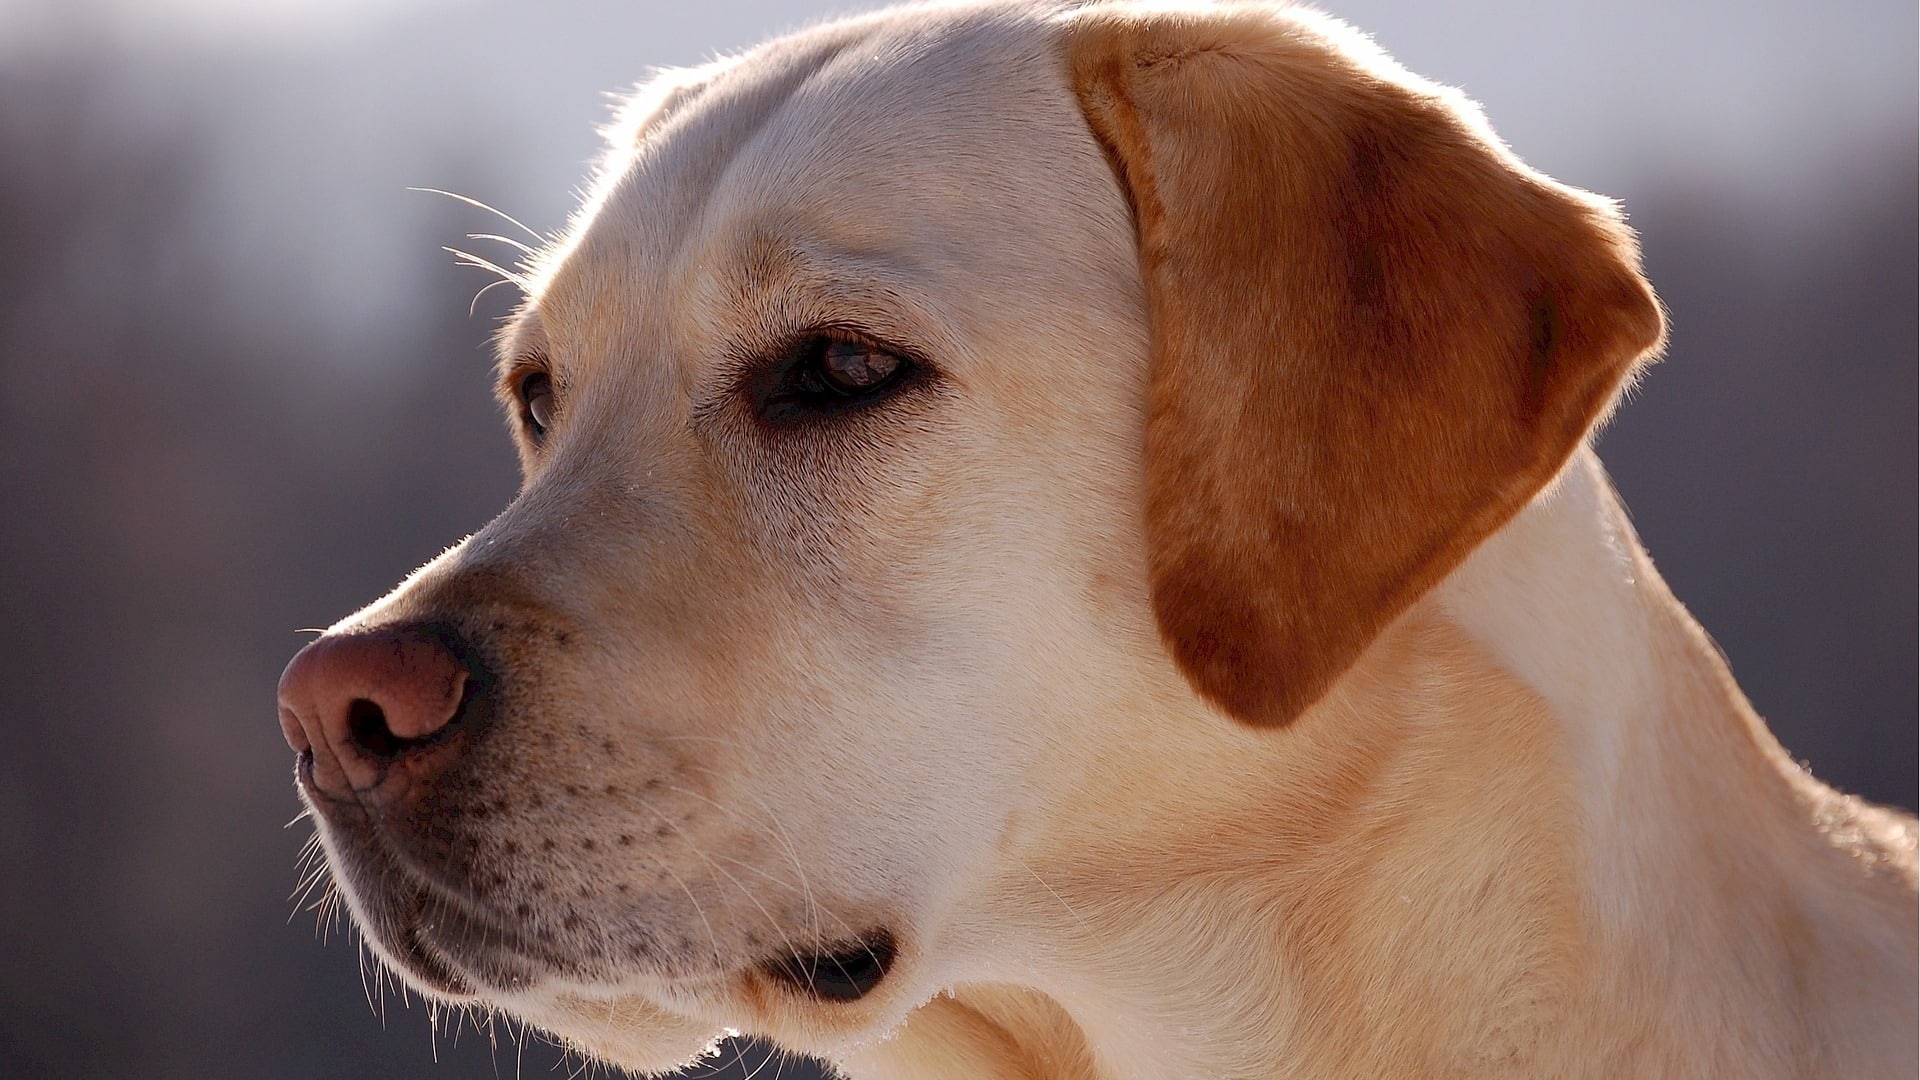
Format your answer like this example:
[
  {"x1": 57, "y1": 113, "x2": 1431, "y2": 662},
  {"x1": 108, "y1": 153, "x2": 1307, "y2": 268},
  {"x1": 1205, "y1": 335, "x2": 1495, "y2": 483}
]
[
  {"x1": 284, "y1": 2, "x2": 1917, "y2": 1077},
  {"x1": 1070, "y1": 7, "x2": 1664, "y2": 724}
]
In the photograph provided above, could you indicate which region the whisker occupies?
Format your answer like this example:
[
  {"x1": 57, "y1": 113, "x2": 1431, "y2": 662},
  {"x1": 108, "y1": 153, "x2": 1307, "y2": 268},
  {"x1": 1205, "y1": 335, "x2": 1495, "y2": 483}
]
[
  {"x1": 668, "y1": 762, "x2": 834, "y2": 951},
  {"x1": 646, "y1": 847, "x2": 724, "y2": 971},
  {"x1": 317, "y1": 881, "x2": 343, "y2": 944},
  {"x1": 444, "y1": 247, "x2": 529, "y2": 288},
  {"x1": 468, "y1": 231, "x2": 540, "y2": 256},
  {"x1": 644, "y1": 778, "x2": 880, "y2": 990},
  {"x1": 469, "y1": 276, "x2": 520, "y2": 318},
  {"x1": 1020, "y1": 856, "x2": 1092, "y2": 935},
  {"x1": 654, "y1": 815, "x2": 801, "y2": 965},
  {"x1": 358, "y1": 934, "x2": 381, "y2": 1020},
  {"x1": 408, "y1": 186, "x2": 543, "y2": 242},
  {"x1": 288, "y1": 863, "x2": 330, "y2": 914}
]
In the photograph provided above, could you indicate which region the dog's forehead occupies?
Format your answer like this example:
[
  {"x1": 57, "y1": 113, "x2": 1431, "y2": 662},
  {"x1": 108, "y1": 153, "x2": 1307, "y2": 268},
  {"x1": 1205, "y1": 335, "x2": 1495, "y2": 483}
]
[
  {"x1": 701, "y1": 8, "x2": 1084, "y2": 229},
  {"x1": 523, "y1": 3, "x2": 1122, "y2": 372}
]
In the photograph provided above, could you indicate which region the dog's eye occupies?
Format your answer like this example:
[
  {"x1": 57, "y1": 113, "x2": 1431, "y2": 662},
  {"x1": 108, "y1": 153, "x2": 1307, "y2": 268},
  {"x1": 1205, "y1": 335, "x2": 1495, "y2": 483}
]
[
  {"x1": 817, "y1": 339, "x2": 901, "y2": 394},
  {"x1": 519, "y1": 372, "x2": 555, "y2": 439},
  {"x1": 755, "y1": 333, "x2": 917, "y2": 422}
]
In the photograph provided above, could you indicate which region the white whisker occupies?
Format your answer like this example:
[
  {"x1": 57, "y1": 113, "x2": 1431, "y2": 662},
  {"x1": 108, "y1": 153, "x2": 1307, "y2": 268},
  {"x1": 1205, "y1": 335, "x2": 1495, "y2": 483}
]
[
  {"x1": 443, "y1": 246, "x2": 528, "y2": 287},
  {"x1": 407, "y1": 186, "x2": 543, "y2": 242},
  {"x1": 468, "y1": 231, "x2": 540, "y2": 256},
  {"x1": 469, "y1": 276, "x2": 520, "y2": 317}
]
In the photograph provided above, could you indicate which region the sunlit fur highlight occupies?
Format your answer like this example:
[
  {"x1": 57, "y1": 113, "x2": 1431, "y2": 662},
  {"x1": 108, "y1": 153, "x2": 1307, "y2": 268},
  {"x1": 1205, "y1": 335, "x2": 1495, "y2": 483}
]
[{"x1": 292, "y1": 2, "x2": 1917, "y2": 1077}]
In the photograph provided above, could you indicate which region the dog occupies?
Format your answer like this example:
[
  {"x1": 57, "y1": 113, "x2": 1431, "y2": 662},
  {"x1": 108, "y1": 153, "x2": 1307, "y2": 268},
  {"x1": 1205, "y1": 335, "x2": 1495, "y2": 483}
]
[{"x1": 275, "y1": 2, "x2": 1919, "y2": 1076}]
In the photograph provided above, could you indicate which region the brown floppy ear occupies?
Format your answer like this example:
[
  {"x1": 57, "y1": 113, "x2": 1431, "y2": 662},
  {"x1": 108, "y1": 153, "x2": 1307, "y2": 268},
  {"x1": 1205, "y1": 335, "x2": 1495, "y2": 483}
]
[{"x1": 1068, "y1": 7, "x2": 1664, "y2": 726}]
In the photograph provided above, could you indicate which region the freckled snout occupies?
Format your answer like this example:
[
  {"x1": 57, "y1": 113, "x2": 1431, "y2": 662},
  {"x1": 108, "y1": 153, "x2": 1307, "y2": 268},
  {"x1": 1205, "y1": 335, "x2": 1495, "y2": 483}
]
[{"x1": 277, "y1": 626, "x2": 484, "y2": 803}]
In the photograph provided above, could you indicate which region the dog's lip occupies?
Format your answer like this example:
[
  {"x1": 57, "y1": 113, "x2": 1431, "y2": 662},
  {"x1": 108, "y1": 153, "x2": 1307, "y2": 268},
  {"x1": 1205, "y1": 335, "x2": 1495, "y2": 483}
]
[
  {"x1": 761, "y1": 929, "x2": 899, "y2": 1003},
  {"x1": 292, "y1": 747, "x2": 387, "y2": 814},
  {"x1": 302, "y1": 795, "x2": 551, "y2": 995},
  {"x1": 301, "y1": 779, "x2": 899, "y2": 1009},
  {"x1": 365, "y1": 872, "x2": 561, "y2": 996},
  {"x1": 305, "y1": 798, "x2": 751, "y2": 1000},
  {"x1": 389, "y1": 900, "x2": 478, "y2": 997},
  {"x1": 394, "y1": 877, "x2": 557, "y2": 993}
]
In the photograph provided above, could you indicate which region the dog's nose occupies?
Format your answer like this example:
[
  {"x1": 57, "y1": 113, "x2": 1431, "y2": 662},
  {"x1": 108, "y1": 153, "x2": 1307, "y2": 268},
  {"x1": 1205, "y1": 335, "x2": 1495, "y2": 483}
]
[{"x1": 277, "y1": 627, "x2": 477, "y2": 800}]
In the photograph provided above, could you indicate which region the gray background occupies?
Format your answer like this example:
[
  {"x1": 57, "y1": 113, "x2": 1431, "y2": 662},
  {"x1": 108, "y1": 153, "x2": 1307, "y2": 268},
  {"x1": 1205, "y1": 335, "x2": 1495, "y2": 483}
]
[{"x1": 0, "y1": 1, "x2": 1912, "y2": 1077}]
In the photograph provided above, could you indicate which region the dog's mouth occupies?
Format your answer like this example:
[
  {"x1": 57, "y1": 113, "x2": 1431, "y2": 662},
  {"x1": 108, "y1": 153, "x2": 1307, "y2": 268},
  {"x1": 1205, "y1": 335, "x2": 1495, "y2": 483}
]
[
  {"x1": 378, "y1": 887, "x2": 486, "y2": 998},
  {"x1": 333, "y1": 847, "x2": 552, "y2": 998},
  {"x1": 762, "y1": 931, "x2": 898, "y2": 1002},
  {"x1": 309, "y1": 793, "x2": 906, "y2": 1011},
  {"x1": 304, "y1": 799, "x2": 580, "y2": 997}
]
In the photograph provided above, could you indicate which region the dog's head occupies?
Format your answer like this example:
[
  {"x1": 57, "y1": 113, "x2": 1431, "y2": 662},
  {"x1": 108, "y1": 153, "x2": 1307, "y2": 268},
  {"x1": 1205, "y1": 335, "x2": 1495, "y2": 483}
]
[{"x1": 277, "y1": 1, "x2": 1660, "y2": 1070}]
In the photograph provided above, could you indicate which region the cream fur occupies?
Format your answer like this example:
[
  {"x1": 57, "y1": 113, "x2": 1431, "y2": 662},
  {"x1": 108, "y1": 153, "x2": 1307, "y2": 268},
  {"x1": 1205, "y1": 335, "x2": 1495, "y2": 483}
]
[{"x1": 292, "y1": 2, "x2": 1918, "y2": 1077}]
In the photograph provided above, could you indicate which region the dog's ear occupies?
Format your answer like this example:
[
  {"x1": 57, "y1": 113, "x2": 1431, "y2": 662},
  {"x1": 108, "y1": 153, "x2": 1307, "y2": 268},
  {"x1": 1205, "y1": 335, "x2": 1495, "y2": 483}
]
[{"x1": 1068, "y1": 8, "x2": 1664, "y2": 726}]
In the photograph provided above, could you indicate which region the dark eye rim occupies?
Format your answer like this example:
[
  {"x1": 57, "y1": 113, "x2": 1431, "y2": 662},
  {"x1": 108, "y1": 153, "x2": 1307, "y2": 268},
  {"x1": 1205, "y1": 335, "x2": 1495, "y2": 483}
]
[
  {"x1": 744, "y1": 326, "x2": 927, "y2": 425},
  {"x1": 515, "y1": 369, "x2": 555, "y2": 442}
]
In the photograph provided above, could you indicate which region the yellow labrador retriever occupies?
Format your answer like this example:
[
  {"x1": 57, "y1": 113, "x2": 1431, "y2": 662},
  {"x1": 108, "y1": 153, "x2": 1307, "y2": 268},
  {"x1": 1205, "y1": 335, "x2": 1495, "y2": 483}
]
[{"x1": 276, "y1": 2, "x2": 1918, "y2": 1076}]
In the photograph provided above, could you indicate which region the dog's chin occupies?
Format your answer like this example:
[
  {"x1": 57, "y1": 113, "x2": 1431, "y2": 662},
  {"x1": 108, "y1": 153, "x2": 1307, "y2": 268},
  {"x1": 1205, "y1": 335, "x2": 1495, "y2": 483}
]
[
  {"x1": 303, "y1": 782, "x2": 917, "y2": 1075},
  {"x1": 324, "y1": 848, "x2": 912, "y2": 1077},
  {"x1": 305, "y1": 800, "x2": 639, "y2": 1000},
  {"x1": 506, "y1": 989, "x2": 737, "y2": 1076},
  {"x1": 309, "y1": 801, "x2": 905, "y2": 1002},
  {"x1": 318, "y1": 825, "x2": 550, "y2": 1000},
  {"x1": 335, "y1": 873, "x2": 743, "y2": 1075}
]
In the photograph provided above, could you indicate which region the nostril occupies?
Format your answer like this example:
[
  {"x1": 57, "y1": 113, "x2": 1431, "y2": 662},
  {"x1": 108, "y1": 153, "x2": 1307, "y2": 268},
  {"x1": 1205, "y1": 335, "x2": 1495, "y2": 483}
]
[
  {"x1": 277, "y1": 623, "x2": 487, "y2": 796},
  {"x1": 347, "y1": 698, "x2": 400, "y2": 760}
]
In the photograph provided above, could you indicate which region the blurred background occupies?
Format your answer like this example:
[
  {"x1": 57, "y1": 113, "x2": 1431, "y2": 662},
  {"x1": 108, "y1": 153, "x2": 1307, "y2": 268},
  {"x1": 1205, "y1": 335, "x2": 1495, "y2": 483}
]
[{"x1": 0, "y1": 0, "x2": 1911, "y2": 1077}]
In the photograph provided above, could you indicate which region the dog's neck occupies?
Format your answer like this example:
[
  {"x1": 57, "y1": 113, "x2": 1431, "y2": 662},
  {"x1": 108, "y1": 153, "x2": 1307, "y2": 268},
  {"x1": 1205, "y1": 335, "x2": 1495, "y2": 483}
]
[{"x1": 843, "y1": 449, "x2": 1914, "y2": 1080}]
